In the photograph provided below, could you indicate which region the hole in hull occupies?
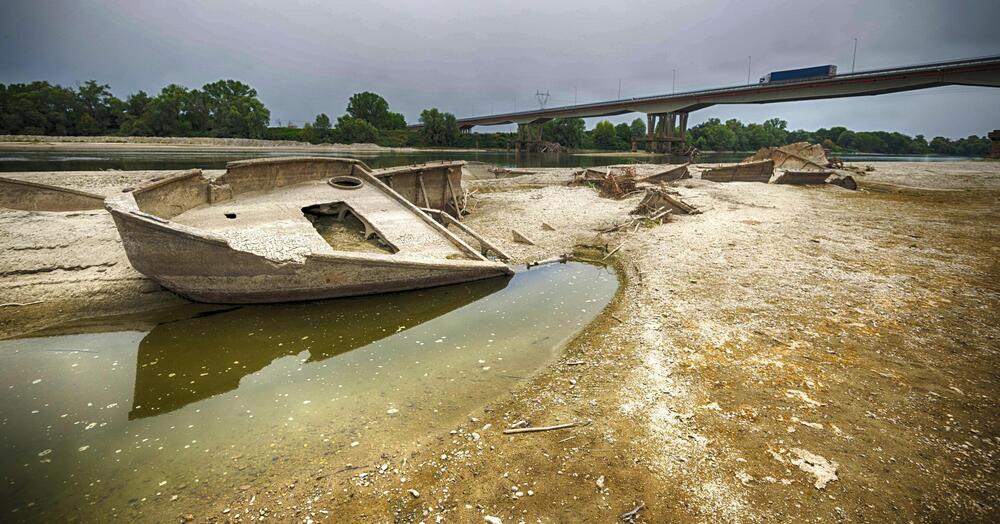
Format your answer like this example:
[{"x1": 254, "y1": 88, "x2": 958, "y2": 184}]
[
  {"x1": 329, "y1": 176, "x2": 364, "y2": 190},
  {"x1": 302, "y1": 202, "x2": 396, "y2": 254}
]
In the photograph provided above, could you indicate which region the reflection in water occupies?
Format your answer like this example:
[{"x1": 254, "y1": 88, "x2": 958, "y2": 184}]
[
  {"x1": 0, "y1": 262, "x2": 616, "y2": 522},
  {"x1": 130, "y1": 276, "x2": 509, "y2": 419}
]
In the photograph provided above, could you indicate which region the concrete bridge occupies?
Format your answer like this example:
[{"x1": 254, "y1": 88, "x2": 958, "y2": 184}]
[{"x1": 412, "y1": 55, "x2": 1000, "y2": 153}]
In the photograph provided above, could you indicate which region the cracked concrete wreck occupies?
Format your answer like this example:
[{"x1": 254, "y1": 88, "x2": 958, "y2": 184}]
[{"x1": 104, "y1": 157, "x2": 512, "y2": 303}]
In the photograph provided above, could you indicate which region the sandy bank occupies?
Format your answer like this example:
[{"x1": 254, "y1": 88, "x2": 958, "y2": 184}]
[{"x1": 0, "y1": 135, "x2": 487, "y2": 154}]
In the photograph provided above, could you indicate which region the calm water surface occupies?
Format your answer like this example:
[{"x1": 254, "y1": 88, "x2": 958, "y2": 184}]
[
  {"x1": 0, "y1": 149, "x2": 973, "y2": 172},
  {"x1": 0, "y1": 262, "x2": 618, "y2": 521}
]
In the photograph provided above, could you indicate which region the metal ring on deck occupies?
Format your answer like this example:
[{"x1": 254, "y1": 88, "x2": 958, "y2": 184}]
[{"x1": 328, "y1": 176, "x2": 364, "y2": 190}]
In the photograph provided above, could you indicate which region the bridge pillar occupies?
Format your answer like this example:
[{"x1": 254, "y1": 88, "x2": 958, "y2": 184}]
[
  {"x1": 990, "y1": 130, "x2": 1000, "y2": 158},
  {"x1": 643, "y1": 112, "x2": 689, "y2": 154},
  {"x1": 516, "y1": 123, "x2": 543, "y2": 152}
]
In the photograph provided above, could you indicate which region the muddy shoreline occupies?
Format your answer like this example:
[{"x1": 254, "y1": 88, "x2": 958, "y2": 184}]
[{"x1": 1, "y1": 161, "x2": 999, "y2": 522}]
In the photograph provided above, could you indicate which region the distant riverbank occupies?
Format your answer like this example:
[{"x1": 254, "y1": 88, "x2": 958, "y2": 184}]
[
  {"x1": 0, "y1": 136, "x2": 977, "y2": 172},
  {"x1": 0, "y1": 135, "x2": 487, "y2": 154}
]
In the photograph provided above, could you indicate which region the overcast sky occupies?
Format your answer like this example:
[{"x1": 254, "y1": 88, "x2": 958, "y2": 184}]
[{"x1": 2, "y1": 0, "x2": 999, "y2": 137}]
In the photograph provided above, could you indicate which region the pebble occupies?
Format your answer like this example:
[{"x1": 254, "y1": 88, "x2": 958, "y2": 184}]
[
  {"x1": 350, "y1": 441, "x2": 359, "y2": 447},
  {"x1": 387, "y1": 408, "x2": 399, "y2": 415},
  {"x1": 484, "y1": 517, "x2": 502, "y2": 524},
  {"x1": 596, "y1": 475, "x2": 605, "y2": 489},
  {"x1": 408, "y1": 489, "x2": 420, "y2": 498}
]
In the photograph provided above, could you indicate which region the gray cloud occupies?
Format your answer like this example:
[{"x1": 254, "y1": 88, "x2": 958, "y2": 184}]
[{"x1": 2, "y1": 0, "x2": 998, "y2": 137}]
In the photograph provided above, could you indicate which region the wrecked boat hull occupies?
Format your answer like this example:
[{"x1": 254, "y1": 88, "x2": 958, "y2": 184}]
[
  {"x1": 109, "y1": 210, "x2": 510, "y2": 303},
  {"x1": 106, "y1": 157, "x2": 512, "y2": 304}
]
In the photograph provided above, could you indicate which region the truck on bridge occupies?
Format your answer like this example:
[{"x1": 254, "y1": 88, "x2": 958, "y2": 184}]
[{"x1": 760, "y1": 65, "x2": 838, "y2": 84}]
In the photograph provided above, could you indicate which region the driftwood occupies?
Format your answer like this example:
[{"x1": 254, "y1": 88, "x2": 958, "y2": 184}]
[
  {"x1": 602, "y1": 241, "x2": 626, "y2": 260},
  {"x1": 502, "y1": 420, "x2": 590, "y2": 435},
  {"x1": 527, "y1": 254, "x2": 569, "y2": 269},
  {"x1": 620, "y1": 503, "x2": 646, "y2": 522},
  {"x1": 635, "y1": 188, "x2": 699, "y2": 215}
]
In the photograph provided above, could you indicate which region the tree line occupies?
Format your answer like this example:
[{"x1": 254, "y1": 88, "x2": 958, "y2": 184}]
[
  {"x1": 1, "y1": 80, "x2": 992, "y2": 156},
  {"x1": 684, "y1": 117, "x2": 992, "y2": 157},
  {"x1": 0, "y1": 80, "x2": 271, "y2": 138},
  {"x1": 536, "y1": 116, "x2": 991, "y2": 156}
]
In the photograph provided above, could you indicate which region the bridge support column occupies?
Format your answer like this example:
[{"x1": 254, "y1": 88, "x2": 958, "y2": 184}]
[
  {"x1": 990, "y1": 130, "x2": 1000, "y2": 159},
  {"x1": 516, "y1": 123, "x2": 543, "y2": 152},
  {"x1": 643, "y1": 112, "x2": 689, "y2": 154}
]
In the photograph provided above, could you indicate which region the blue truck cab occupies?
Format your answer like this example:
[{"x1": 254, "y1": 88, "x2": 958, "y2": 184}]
[{"x1": 760, "y1": 65, "x2": 838, "y2": 84}]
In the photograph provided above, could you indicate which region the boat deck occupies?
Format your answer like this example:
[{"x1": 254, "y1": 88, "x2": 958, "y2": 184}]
[{"x1": 172, "y1": 179, "x2": 470, "y2": 263}]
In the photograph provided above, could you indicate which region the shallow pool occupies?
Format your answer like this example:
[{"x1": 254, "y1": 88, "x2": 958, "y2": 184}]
[{"x1": 0, "y1": 262, "x2": 618, "y2": 521}]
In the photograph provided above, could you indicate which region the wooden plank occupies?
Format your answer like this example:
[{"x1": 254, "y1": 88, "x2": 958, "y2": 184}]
[
  {"x1": 416, "y1": 173, "x2": 431, "y2": 208},
  {"x1": 445, "y1": 172, "x2": 463, "y2": 220}
]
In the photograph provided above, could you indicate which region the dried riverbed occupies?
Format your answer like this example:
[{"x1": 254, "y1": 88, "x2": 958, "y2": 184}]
[{"x1": 1, "y1": 160, "x2": 999, "y2": 522}]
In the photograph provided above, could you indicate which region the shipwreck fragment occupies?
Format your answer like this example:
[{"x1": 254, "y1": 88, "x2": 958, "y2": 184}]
[
  {"x1": 105, "y1": 158, "x2": 512, "y2": 304},
  {"x1": 701, "y1": 160, "x2": 774, "y2": 183},
  {"x1": 0, "y1": 176, "x2": 105, "y2": 212}
]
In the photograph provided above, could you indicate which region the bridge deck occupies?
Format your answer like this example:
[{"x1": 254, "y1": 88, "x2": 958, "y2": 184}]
[{"x1": 411, "y1": 55, "x2": 1000, "y2": 129}]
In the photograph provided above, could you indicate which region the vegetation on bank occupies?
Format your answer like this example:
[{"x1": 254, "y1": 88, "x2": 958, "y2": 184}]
[
  {"x1": 0, "y1": 80, "x2": 992, "y2": 156},
  {"x1": 0, "y1": 80, "x2": 271, "y2": 138}
]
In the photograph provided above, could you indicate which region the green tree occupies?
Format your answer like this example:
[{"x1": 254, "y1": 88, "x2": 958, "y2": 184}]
[
  {"x1": 313, "y1": 113, "x2": 331, "y2": 130},
  {"x1": 141, "y1": 84, "x2": 192, "y2": 136},
  {"x1": 201, "y1": 80, "x2": 270, "y2": 138},
  {"x1": 300, "y1": 123, "x2": 318, "y2": 144},
  {"x1": 335, "y1": 116, "x2": 379, "y2": 143},
  {"x1": 629, "y1": 118, "x2": 646, "y2": 138},
  {"x1": 615, "y1": 123, "x2": 632, "y2": 148},
  {"x1": 593, "y1": 120, "x2": 617, "y2": 149},
  {"x1": 418, "y1": 108, "x2": 459, "y2": 146},
  {"x1": 541, "y1": 118, "x2": 585, "y2": 148},
  {"x1": 75, "y1": 80, "x2": 121, "y2": 134},
  {"x1": 346, "y1": 91, "x2": 406, "y2": 129}
]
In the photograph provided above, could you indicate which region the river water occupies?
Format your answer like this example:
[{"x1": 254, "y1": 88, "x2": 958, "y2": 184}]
[
  {"x1": 0, "y1": 149, "x2": 973, "y2": 172},
  {"x1": 0, "y1": 262, "x2": 618, "y2": 521}
]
